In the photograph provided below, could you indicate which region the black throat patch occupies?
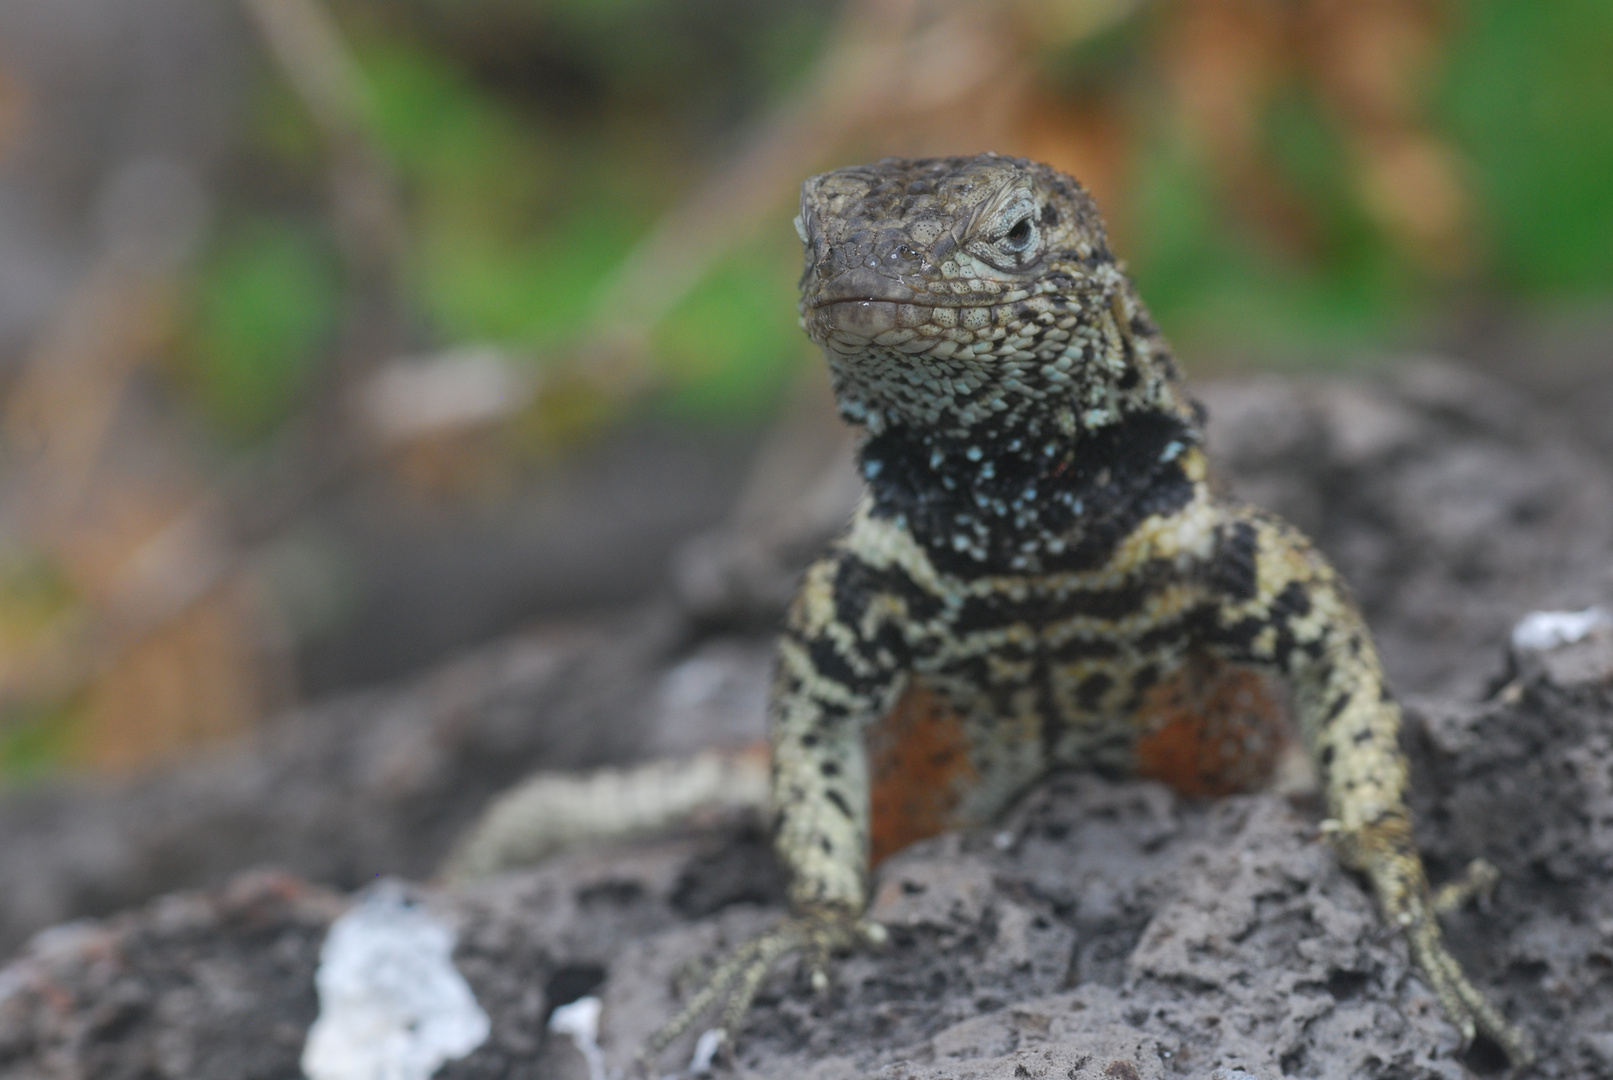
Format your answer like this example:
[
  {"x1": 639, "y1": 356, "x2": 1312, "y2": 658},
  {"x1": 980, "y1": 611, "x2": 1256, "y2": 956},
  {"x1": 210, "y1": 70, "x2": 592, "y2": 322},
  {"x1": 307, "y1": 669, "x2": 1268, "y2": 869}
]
[{"x1": 860, "y1": 409, "x2": 1200, "y2": 576}]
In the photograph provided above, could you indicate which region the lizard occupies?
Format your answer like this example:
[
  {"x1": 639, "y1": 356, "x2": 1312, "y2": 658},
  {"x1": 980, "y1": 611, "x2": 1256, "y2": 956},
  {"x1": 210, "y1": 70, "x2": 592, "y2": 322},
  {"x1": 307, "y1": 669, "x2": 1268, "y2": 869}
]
[{"x1": 639, "y1": 153, "x2": 1534, "y2": 1069}]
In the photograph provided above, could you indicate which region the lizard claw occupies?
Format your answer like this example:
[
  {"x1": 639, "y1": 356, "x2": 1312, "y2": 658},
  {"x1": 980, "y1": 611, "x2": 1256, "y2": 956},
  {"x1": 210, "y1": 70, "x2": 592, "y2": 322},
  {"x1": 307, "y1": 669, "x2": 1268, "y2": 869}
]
[
  {"x1": 1431, "y1": 858, "x2": 1500, "y2": 916},
  {"x1": 1403, "y1": 910, "x2": 1536, "y2": 1066},
  {"x1": 805, "y1": 916, "x2": 882, "y2": 997},
  {"x1": 635, "y1": 908, "x2": 865, "y2": 1071},
  {"x1": 1341, "y1": 825, "x2": 1535, "y2": 1068}
]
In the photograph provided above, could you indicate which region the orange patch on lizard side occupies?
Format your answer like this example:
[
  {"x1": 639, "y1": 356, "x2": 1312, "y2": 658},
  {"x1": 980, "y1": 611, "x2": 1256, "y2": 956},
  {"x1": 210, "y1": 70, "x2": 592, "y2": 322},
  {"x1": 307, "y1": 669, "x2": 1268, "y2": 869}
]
[
  {"x1": 1133, "y1": 654, "x2": 1290, "y2": 798},
  {"x1": 867, "y1": 683, "x2": 977, "y2": 866}
]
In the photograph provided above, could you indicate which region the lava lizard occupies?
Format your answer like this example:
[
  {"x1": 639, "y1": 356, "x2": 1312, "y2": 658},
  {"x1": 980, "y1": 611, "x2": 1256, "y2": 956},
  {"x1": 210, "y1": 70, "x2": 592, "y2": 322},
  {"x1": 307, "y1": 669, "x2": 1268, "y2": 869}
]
[{"x1": 640, "y1": 153, "x2": 1533, "y2": 1068}]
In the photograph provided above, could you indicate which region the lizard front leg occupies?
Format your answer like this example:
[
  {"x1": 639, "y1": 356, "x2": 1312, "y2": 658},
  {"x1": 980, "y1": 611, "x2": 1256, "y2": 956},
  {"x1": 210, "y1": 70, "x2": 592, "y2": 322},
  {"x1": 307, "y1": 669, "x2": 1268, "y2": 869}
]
[
  {"x1": 1201, "y1": 504, "x2": 1534, "y2": 1067},
  {"x1": 639, "y1": 549, "x2": 907, "y2": 1066}
]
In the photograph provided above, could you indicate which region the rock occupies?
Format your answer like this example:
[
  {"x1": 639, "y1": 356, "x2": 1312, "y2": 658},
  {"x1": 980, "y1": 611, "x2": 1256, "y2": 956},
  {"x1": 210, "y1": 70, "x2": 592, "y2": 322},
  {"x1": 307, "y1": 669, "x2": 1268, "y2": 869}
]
[
  {"x1": 5, "y1": 634, "x2": 1613, "y2": 1076},
  {"x1": 1198, "y1": 361, "x2": 1613, "y2": 697},
  {"x1": 0, "y1": 611, "x2": 688, "y2": 957}
]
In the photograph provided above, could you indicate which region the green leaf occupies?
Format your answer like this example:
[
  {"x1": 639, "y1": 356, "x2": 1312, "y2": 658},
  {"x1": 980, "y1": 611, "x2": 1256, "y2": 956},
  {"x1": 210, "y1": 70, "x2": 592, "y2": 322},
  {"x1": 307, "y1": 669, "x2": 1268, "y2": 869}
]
[
  {"x1": 1443, "y1": 0, "x2": 1613, "y2": 296},
  {"x1": 185, "y1": 222, "x2": 342, "y2": 439}
]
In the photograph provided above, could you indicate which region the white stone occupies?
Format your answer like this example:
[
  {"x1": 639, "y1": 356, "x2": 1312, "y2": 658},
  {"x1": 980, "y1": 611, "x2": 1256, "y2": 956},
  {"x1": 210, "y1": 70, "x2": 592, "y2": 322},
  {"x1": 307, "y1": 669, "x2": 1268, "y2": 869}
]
[
  {"x1": 1512, "y1": 607, "x2": 1612, "y2": 652},
  {"x1": 549, "y1": 996, "x2": 605, "y2": 1080},
  {"x1": 301, "y1": 881, "x2": 490, "y2": 1080}
]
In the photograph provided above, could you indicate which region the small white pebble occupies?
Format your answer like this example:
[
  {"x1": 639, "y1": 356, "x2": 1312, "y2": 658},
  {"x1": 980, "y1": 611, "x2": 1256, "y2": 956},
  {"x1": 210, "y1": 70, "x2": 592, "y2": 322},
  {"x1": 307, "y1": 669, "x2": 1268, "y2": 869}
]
[
  {"x1": 548, "y1": 996, "x2": 605, "y2": 1080},
  {"x1": 1512, "y1": 607, "x2": 1612, "y2": 651},
  {"x1": 301, "y1": 881, "x2": 490, "y2": 1080},
  {"x1": 993, "y1": 830, "x2": 1016, "y2": 851},
  {"x1": 689, "y1": 1028, "x2": 725, "y2": 1075}
]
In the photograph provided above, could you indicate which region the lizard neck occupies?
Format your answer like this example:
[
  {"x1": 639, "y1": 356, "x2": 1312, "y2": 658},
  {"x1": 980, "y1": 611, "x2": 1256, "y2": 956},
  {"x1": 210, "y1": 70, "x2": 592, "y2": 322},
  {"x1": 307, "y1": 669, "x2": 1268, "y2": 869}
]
[{"x1": 858, "y1": 405, "x2": 1203, "y2": 576}]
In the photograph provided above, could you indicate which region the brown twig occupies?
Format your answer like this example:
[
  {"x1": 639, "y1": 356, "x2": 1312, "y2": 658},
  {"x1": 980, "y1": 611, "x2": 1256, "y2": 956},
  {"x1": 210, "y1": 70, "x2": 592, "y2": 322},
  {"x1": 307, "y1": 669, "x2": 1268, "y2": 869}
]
[{"x1": 239, "y1": 0, "x2": 406, "y2": 301}]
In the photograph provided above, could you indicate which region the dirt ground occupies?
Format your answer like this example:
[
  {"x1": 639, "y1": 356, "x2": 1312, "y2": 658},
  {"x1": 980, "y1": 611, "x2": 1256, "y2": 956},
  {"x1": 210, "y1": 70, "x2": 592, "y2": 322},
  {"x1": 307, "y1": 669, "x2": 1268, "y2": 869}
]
[{"x1": 2, "y1": 362, "x2": 1613, "y2": 1079}]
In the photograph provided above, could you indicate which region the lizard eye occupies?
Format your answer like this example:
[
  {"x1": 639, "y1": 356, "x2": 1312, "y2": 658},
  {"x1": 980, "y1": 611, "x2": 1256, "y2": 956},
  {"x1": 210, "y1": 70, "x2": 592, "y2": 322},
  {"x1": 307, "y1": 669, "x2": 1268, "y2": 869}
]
[
  {"x1": 1002, "y1": 215, "x2": 1034, "y2": 251},
  {"x1": 967, "y1": 198, "x2": 1042, "y2": 269}
]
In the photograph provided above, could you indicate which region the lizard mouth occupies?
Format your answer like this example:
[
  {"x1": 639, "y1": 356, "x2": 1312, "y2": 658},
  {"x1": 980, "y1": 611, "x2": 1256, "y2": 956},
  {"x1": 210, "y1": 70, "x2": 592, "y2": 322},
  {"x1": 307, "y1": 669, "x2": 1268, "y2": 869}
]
[
  {"x1": 803, "y1": 267, "x2": 1043, "y2": 347},
  {"x1": 807, "y1": 295, "x2": 999, "y2": 348},
  {"x1": 808, "y1": 298, "x2": 908, "y2": 341},
  {"x1": 803, "y1": 263, "x2": 930, "y2": 343}
]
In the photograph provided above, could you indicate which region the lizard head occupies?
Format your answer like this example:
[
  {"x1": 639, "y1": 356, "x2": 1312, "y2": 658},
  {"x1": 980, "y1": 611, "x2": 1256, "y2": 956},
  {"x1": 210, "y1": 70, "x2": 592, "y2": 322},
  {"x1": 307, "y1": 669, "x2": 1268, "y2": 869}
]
[{"x1": 795, "y1": 154, "x2": 1175, "y2": 438}]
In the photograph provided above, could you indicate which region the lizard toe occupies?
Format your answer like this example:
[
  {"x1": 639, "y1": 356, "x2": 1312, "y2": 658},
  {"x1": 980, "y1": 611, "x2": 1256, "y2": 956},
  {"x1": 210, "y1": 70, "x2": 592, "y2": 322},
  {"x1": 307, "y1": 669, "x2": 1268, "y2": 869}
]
[{"x1": 637, "y1": 909, "x2": 864, "y2": 1070}]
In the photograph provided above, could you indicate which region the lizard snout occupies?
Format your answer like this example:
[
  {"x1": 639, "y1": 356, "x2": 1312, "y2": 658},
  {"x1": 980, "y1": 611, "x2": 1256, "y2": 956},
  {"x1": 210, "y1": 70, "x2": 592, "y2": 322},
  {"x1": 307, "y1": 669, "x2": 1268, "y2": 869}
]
[
  {"x1": 804, "y1": 263, "x2": 918, "y2": 343},
  {"x1": 808, "y1": 264, "x2": 918, "y2": 307},
  {"x1": 811, "y1": 299, "x2": 903, "y2": 342}
]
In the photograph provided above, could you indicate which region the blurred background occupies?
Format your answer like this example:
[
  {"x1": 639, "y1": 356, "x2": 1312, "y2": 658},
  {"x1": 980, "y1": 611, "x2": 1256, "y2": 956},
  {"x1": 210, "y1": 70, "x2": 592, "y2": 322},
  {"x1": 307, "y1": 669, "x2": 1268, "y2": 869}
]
[{"x1": 0, "y1": 0, "x2": 1610, "y2": 782}]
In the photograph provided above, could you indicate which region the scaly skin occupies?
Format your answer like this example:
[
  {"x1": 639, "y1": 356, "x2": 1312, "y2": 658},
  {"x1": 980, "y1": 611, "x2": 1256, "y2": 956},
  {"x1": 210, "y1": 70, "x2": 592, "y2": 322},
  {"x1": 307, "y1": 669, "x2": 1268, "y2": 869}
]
[{"x1": 639, "y1": 154, "x2": 1532, "y2": 1068}]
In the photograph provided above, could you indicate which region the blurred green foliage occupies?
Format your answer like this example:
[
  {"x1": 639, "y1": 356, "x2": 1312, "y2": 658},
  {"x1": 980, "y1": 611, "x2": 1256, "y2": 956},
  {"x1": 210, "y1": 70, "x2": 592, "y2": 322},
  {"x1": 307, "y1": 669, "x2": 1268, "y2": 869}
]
[
  {"x1": 655, "y1": 230, "x2": 807, "y2": 419},
  {"x1": 0, "y1": 703, "x2": 81, "y2": 783},
  {"x1": 1126, "y1": 119, "x2": 1418, "y2": 354},
  {"x1": 183, "y1": 221, "x2": 343, "y2": 440},
  {"x1": 1443, "y1": 0, "x2": 1613, "y2": 297},
  {"x1": 0, "y1": 557, "x2": 80, "y2": 779},
  {"x1": 362, "y1": 40, "x2": 644, "y2": 344},
  {"x1": 177, "y1": 0, "x2": 1613, "y2": 442}
]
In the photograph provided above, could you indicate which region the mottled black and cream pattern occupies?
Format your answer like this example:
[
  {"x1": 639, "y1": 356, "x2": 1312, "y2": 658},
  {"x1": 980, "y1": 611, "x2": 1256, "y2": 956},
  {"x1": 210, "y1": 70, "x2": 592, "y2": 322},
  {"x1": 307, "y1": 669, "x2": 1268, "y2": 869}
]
[{"x1": 642, "y1": 154, "x2": 1532, "y2": 1067}]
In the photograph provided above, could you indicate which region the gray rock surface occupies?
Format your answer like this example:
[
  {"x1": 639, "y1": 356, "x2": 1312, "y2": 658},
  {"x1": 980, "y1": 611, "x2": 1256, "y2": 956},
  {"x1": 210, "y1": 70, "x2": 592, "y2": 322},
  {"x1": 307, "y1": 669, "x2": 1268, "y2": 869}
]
[
  {"x1": 5, "y1": 635, "x2": 1613, "y2": 1077},
  {"x1": 1198, "y1": 362, "x2": 1613, "y2": 697},
  {"x1": 0, "y1": 613, "x2": 687, "y2": 957}
]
